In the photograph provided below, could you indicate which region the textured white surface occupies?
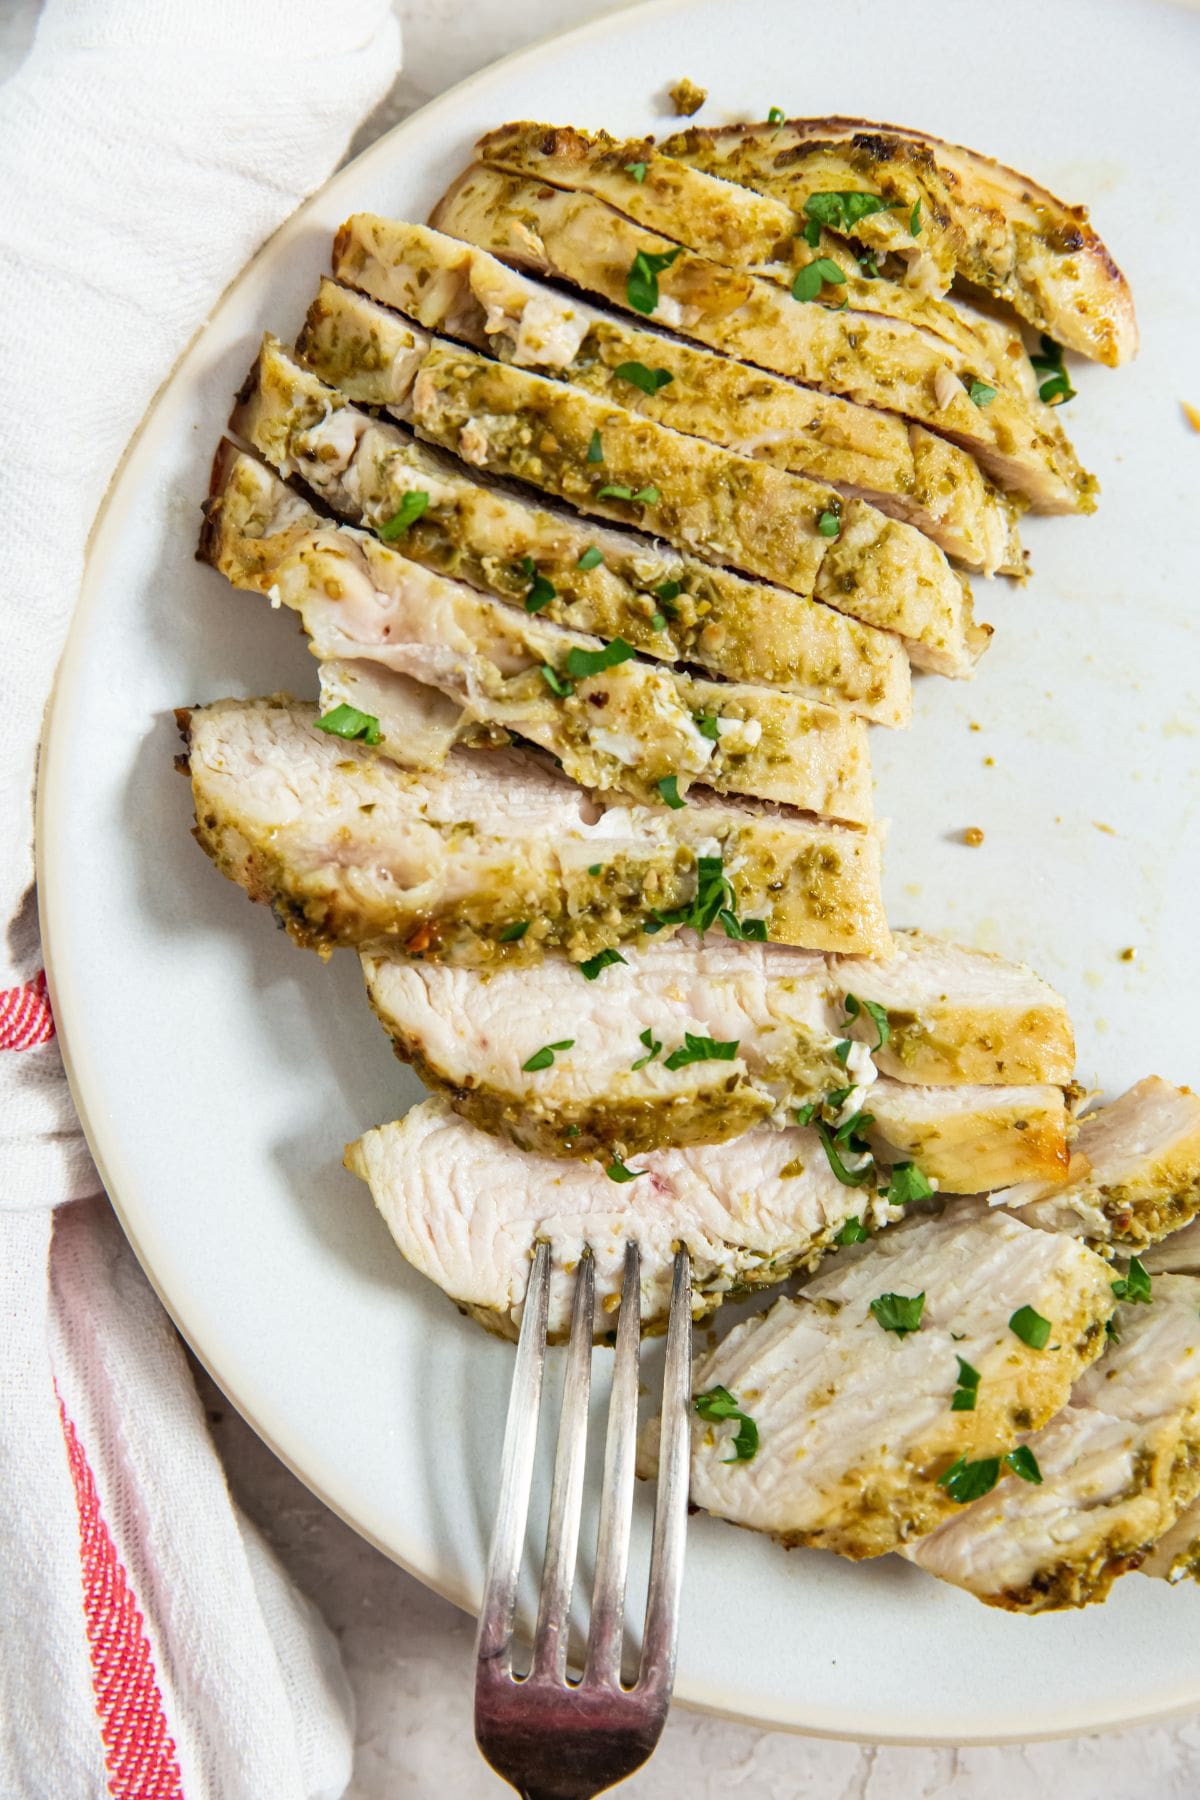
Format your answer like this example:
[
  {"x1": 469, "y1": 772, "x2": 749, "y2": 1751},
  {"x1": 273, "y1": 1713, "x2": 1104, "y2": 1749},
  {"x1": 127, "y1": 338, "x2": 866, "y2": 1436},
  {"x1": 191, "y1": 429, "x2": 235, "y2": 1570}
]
[{"x1": 18, "y1": 0, "x2": 1200, "y2": 1789}]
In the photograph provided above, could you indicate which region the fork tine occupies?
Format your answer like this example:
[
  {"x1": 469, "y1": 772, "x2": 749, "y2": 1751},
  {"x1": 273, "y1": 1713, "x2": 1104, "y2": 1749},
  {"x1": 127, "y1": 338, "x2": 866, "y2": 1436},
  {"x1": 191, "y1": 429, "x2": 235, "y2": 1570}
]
[
  {"x1": 530, "y1": 1248, "x2": 595, "y2": 1682},
  {"x1": 637, "y1": 1247, "x2": 692, "y2": 1696},
  {"x1": 582, "y1": 1240, "x2": 641, "y2": 1689},
  {"x1": 475, "y1": 1238, "x2": 551, "y2": 1680}
]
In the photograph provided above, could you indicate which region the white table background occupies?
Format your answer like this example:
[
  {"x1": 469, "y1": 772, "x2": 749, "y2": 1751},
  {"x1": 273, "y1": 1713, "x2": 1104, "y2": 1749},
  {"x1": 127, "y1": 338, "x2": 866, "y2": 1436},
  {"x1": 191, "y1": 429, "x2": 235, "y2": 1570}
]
[{"x1": 9, "y1": 0, "x2": 1199, "y2": 1791}]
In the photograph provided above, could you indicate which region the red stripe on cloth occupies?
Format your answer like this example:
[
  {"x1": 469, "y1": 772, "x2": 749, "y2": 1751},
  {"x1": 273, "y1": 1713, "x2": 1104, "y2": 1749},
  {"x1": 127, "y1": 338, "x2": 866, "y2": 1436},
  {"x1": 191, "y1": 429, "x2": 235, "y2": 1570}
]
[
  {"x1": 58, "y1": 1397, "x2": 185, "y2": 1800},
  {"x1": 0, "y1": 970, "x2": 56, "y2": 1050}
]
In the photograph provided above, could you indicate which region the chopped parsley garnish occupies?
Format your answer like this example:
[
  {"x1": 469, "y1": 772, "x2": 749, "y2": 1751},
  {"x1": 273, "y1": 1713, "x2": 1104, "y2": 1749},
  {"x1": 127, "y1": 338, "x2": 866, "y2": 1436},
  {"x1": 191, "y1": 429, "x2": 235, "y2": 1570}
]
[
  {"x1": 606, "y1": 1154, "x2": 644, "y2": 1183},
  {"x1": 663, "y1": 1031, "x2": 739, "y2": 1071},
  {"x1": 694, "y1": 1385, "x2": 759, "y2": 1463},
  {"x1": 844, "y1": 992, "x2": 890, "y2": 1051},
  {"x1": 720, "y1": 910, "x2": 767, "y2": 941},
  {"x1": 650, "y1": 612, "x2": 668, "y2": 631},
  {"x1": 816, "y1": 507, "x2": 841, "y2": 538},
  {"x1": 625, "y1": 161, "x2": 648, "y2": 183},
  {"x1": 497, "y1": 920, "x2": 529, "y2": 942},
  {"x1": 824, "y1": 1086, "x2": 854, "y2": 1111},
  {"x1": 801, "y1": 216, "x2": 821, "y2": 249},
  {"x1": 314, "y1": 703, "x2": 381, "y2": 745},
  {"x1": 655, "y1": 579, "x2": 681, "y2": 608},
  {"x1": 613, "y1": 360, "x2": 675, "y2": 395},
  {"x1": 803, "y1": 189, "x2": 898, "y2": 234},
  {"x1": 519, "y1": 555, "x2": 556, "y2": 613},
  {"x1": 587, "y1": 862, "x2": 603, "y2": 875},
  {"x1": 627, "y1": 245, "x2": 684, "y2": 315},
  {"x1": 792, "y1": 257, "x2": 847, "y2": 302},
  {"x1": 586, "y1": 428, "x2": 604, "y2": 463},
  {"x1": 910, "y1": 199, "x2": 922, "y2": 237},
  {"x1": 539, "y1": 663, "x2": 574, "y2": 697},
  {"x1": 836, "y1": 1216, "x2": 869, "y2": 1245},
  {"x1": 1111, "y1": 1257, "x2": 1152, "y2": 1304},
  {"x1": 657, "y1": 773, "x2": 685, "y2": 809},
  {"x1": 858, "y1": 251, "x2": 880, "y2": 280},
  {"x1": 378, "y1": 490, "x2": 430, "y2": 540},
  {"x1": 834, "y1": 1039, "x2": 853, "y2": 1066},
  {"x1": 1031, "y1": 334, "x2": 1076, "y2": 406},
  {"x1": 649, "y1": 852, "x2": 732, "y2": 934},
  {"x1": 1009, "y1": 1305, "x2": 1051, "y2": 1349},
  {"x1": 951, "y1": 1356, "x2": 980, "y2": 1412},
  {"x1": 522, "y1": 1038, "x2": 575, "y2": 1073},
  {"x1": 870, "y1": 1291, "x2": 925, "y2": 1337},
  {"x1": 693, "y1": 711, "x2": 721, "y2": 740},
  {"x1": 565, "y1": 637, "x2": 636, "y2": 679},
  {"x1": 795, "y1": 1101, "x2": 817, "y2": 1126},
  {"x1": 816, "y1": 1119, "x2": 875, "y2": 1187},
  {"x1": 631, "y1": 1027, "x2": 662, "y2": 1071},
  {"x1": 577, "y1": 545, "x2": 605, "y2": 571},
  {"x1": 884, "y1": 1162, "x2": 934, "y2": 1207},
  {"x1": 968, "y1": 378, "x2": 997, "y2": 408},
  {"x1": 1005, "y1": 1445, "x2": 1043, "y2": 1485},
  {"x1": 938, "y1": 1454, "x2": 999, "y2": 1503},
  {"x1": 767, "y1": 106, "x2": 786, "y2": 127},
  {"x1": 597, "y1": 483, "x2": 661, "y2": 505},
  {"x1": 579, "y1": 948, "x2": 627, "y2": 980}
]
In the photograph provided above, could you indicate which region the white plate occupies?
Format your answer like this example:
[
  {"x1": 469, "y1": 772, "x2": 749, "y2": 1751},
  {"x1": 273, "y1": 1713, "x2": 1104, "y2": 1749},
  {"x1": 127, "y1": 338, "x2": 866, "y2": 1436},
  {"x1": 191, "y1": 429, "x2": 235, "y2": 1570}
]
[{"x1": 40, "y1": 0, "x2": 1200, "y2": 1745}]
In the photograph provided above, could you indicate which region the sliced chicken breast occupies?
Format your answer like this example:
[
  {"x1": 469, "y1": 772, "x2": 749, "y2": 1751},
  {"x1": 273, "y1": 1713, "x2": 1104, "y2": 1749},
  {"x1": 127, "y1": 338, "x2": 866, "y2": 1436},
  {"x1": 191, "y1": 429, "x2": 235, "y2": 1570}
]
[
  {"x1": 829, "y1": 928, "x2": 1075, "y2": 1085},
  {"x1": 640, "y1": 1202, "x2": 1115, "y2": 1558},
  {"x1": 182, "y1": 697, "x2": 892, "y2": 960},
  {"x1": 864, "y1": 1078, "x2": 1068, "y2": 1193},
  {"x1": 361, "y1": 937, "x2": 1069, "y2": 1186},
  {"x1": 243, "y1": 327, "x2": 912, "y2": 726},
  {"x1": 664, "y1": 118, "x2": 1138, "y2": 368},
  {"x1": 203, "y1": 443, "x2": 874, "y2": 821},
  {"x1": 474, "y1": 122, "x2": 1030, "y2": 377},
  {"x1": 907, "y1": 1274, "x2": 1200, "y2": 1610},
  {"x1": 997, "y1": 1077, "x2": 1200, "y2": 1250},
  {"x1": 361, "y1": 935, "x2": 859, "y2": 1160},
  {"x1": 428, "y1": 168, "x2": 1093, "y2": 512},
  {"x1": 344, "y1": 1096, "x2": 908, "y2": 1339},
  {"x1": 328, "y1": 224, "x2": 1021, "y2": 575},
  {"x1": 406, "y1": 340, "x2": 988, "y2": 677}
]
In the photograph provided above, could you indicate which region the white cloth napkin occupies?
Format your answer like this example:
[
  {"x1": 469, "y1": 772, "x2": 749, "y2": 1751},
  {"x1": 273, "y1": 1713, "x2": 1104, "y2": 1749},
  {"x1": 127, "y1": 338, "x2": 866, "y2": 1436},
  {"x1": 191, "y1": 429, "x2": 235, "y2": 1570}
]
[{"x1": 0, "y1": 3, "x2": 401, "y2": 1794}]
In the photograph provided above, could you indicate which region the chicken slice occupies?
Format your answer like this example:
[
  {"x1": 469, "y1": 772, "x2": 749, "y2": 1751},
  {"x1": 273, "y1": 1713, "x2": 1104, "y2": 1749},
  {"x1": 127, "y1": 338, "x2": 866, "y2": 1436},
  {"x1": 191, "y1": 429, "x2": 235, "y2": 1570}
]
[
  {"x1": 829, "y1": 928, "x2": 1074, "y2": 1085},
  {"x1": 344, "y1": 1095, "x2": 907, "y2": 1340},
  {"x1": 328, "y1": 222, "x2": 1021, "y2": 575},
  {"x1": 864, "y1": 1078, "x2": 1068, "y2": 1193},
  {"x1": 665, "y1": 117, "x2": 1138, "y2": 368},
  {"x1": 639, "y1": 1202, "x2": 1115, "y2": 1558},
  {"x1": 407, "y1": 339, "x2": 988, "y2": 677},
  {"x1": 428, "y1": 168, "x2": 1093, "y2": 512},
  {"x1": 203, "y1": 443, "x2": 874, "y2": 822},
  {"x1": 242, "y1": 325, "x2": 912, "y2": 726},
  {"x1": 474, "y1": 122, "x2": 1029, "y2": 378},
  {"x1": 361, "y1": 935, "x2": 856, "y2": 1161},
  {"x1": 996, "y1": 1077, "x2": 1200, "y2": 1250},
  {"x1": 906, "y1": 1274, "x2": 1200, "y2": 1610},
  {"x1": 182, "y1": 697, "x2": 892, "y2": 960},
  {"x1": 361, "y1": 936, "x2": 1069, "y2": 1187}
]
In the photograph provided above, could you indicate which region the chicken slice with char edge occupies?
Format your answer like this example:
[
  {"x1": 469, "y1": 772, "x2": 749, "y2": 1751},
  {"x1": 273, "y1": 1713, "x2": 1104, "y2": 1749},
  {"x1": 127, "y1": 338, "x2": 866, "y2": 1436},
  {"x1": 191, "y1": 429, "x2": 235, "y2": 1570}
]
[
  {"x1": 203, "y1": 442, "x2": 874, "y2": 821},
  {"x1": 664, "y1": 117, "x2": 1138, "y2": 368},
  {"x1": 182, "y1": 697, "x2": 892, "y2": 961},
  {"x1": 240, "y1": 325, "x2": 912, "y2": 726},
  {"x1": 344, "y1": 1095, "x2": 911, "y2": 1341},
  {"x1": 427, "y1": 167, "x2": 1093, "y2": 512},
  {"x1": 474, "y1": 122, "x2": 1035, "y2": 380},
  {"x1": 637, "y1": 1202, "x2": 1116, "y2": 1559},
  {"x1": 324, "y1": 220, "x2": 1021, "y2": 575}
]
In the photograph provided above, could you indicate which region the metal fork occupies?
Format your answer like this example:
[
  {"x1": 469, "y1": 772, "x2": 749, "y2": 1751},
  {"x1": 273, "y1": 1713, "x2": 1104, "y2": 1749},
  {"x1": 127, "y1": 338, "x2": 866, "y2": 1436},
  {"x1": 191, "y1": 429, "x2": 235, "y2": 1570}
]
[{"x1": 475, "y1": 1240, "x2": 693, "y2": 1799}]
